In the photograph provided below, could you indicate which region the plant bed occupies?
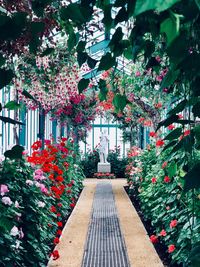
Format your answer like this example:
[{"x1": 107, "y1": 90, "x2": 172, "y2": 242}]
[
  {"x1": 47, "y1": 188, "x2": 83, "y2": 263},
  {"x1": 125, "y1": 186, "x2": 182, "y2": 267},
  {"x1": 93, "y1": 172, "x2": 116, "y2": 179}
]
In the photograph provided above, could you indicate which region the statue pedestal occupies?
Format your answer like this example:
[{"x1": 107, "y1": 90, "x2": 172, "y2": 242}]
[{"x1": 97, "y1": 162, "x2": 111, "y2": 173}]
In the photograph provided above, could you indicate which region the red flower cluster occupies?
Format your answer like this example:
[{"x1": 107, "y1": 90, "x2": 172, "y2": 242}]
[
  {"x1": 170, "y1": 219, "x2": 178, "y2": 228},
  {"x1": 164, "y1": 176, "x2": 171, "y2": 183},
  {"x1": 150, "y1": 235, "x2": 158, "y2": 244},
  {"x1": 149, "y1": 131, "x2": 157, "y2": 138},
  {"x1": 151, "y1": 177, "x2": 157, "y2": 183},
  {"x1": 156, "y1": 139, "x2": 165, "y2": 147},
  {"x1": 28, "y1": 138, "x2": 78, "y2": 261},
  {"x1": 51, "y1": 250, "x2": 60, "y2": 260},
  {"x1": 168, "y1": 244, "x2": 176, "y2": 253}
]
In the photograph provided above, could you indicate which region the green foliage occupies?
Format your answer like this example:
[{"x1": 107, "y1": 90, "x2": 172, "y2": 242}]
[
  {"x1": 0, "y1": 69, "x2": 14, "y2": 89},
  {"x1": 4, "y1": 145, "x2": 24, "y2": 160},
  {"x1": 107, "y1": 148, "x2": 128, "y2": 178},
  {"x1": 126, "y1": 146, "x2": 200, "y2": 266},
  {"x1": 112, "y1": 93, "x2": 127, "y2": 112},
  {"x1": 98, "y1": 52, "x2": 116, "y2": 71},
  {"x1": 5, "y1": 101, "x2": 22, "y2": 110},
  {"x1": 80, "y1": 149, "x2": 100, "y2": 177},
  {"x1": 184, "y1": 163, "x2": 200, "y2": 191},
  {"x1": 134, "y1": 0, "x2": 180, "y2": 16},
  {"x1": 78, "y1": 78, "x2": 90, "y2": 93}
]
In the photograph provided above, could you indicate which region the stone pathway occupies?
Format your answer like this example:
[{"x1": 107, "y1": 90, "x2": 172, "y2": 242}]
[
  {"x1": 48, "y1": 179, "x2": 164, "y2": 267},
  {"x1": 81, "y1": 181, "x2": 130, "y2": 267}
]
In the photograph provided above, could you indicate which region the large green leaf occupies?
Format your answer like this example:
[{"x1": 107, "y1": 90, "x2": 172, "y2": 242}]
[
  {"x1": 157, "y1": 114, "x2": 179, "y2": 130},
  {"x1": 87, "y1": 56, "x2": 98, "y2": 69},
  {"x1": 162, "y1": 140, "x2": 177, "y2": 152},
  {"x1": 98, "y1": 53, "x2": 116, "y2": 71},
  {"x1": 160, "y1": 68, "x2": 180, "y2": 90},
  {"x1": 5, "y1": 101, "x2": 21, "y2": 110},
  {"x1": 0, "y1": 54, "x2": 5, "y2": 67},
  {"x1": 168, "y1": 99, "x2": 187, "y2": 115},
  {"x1": 192, "y1": 101, "x2": 200, "y2": 117},
  {"x1": 0, "y1": 116, "x2": 25, "y2": 125},
  {"x1": 60, "y1": 3, "x2": 92, "y2": 24},
  {"x1": 134, "y1": 0, "x2": 180, "y2": 16},
  {"x1": 114, "y1": 7, "x2": 128, "y2": 25},
  {"x1": 78, "y1": 78, "x2": 90, "y2": 93},
  {"x1": 22, "y1": 90, "x2": 37, "y2": 103},
  {"x1": 195, "y1": 0, "x2": 200, "y2": 9},
  {"x1": 0, "y1": 69, "x2": 14, "y2": 89},
  {"x1": 68, "y1": 29, "x2": 77, "y2": 51},
  {"x1": 164, "y1": 127, "x2": 182, "y2": 140},
  {"x1": 4, "y1": 145, "x2": 24, "y2": 160},
  {"x1": 32, "y1": 0, "x2": 52, "y2": 17},
  {"x1": 184, "y1": 163, "x2": 200, "y2": 191},
  {"x1": 77, "y1": 52, "x2": 88, "y2": 67},
  {"x1": 0, "y1": 12, "x2": 27, "y2": 41},
  {"x1": 160, "y1": 12, "x2": 181, "y2": 46},
  {"x1": 113, "y1": 94, "x2": 127, "y2": 112},
  {"x1": 102, "y1": 4, "x2": 113, "y2": 30},
  {"x1": 188, "y1": 243, "x2": 200, "y2": 267},
  {"x1": 98, "y1": 79, "x2": 108, "y2": 101},
  {"x1": 109, "y1": 27, "x2": 123, "y2": 48},
  {"x1": 167, "y1": 161, "x2": 177, "y2": 177},
  {"x1": 76, "y1": 41, "x2": 86, "y2": 53},
  {"x1": 29, "y1": 36, "x2": 41, "y2": 54},
  {"x1": 30, "y1": 21, "x2": 45, "y2": 35},
  {"x1": 41, "y1": 48, "x2": 54, "y2": 57}
]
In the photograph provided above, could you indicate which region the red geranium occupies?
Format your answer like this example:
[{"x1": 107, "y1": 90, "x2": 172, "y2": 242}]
[
  {"x1": 150, "y1": 235, "x2": 158, "y2": 244},
  {"x1": 151, "y1": 177, "x2": 157, "y2": 183},
  {"x1": 167, "y1": 124, "x2": 175, "y2": 130},
  {"x1": 156, "y1": 139, "x2": 165, "y2": 147},
  {"x1": 168, "y1": 244, "x2": 176, "y2": 253},
  {"x1": 51, "y1": 250, "x2": 60, "y2": 260},
  {"x1": 164, "y1": 176, "x2": 171, "y2": 183},
  {"x1": 149, "y1": 131, "x2": 157, "y2": 138},
  {"x1": 57, "y1": 222, "x2": 63, "y2": 227},
  {"x1": 159, "y1": 229, "x2": 167, "y2": 237},
  {"x1": 53, "y1": 237, "x2": 60, "y2": 244},
  {"x1": 50, "y1": 206, "x2": 57, "y2": 213},
  {"x1": 170, "y1": 220, "x2": 178, "y2": 228}
]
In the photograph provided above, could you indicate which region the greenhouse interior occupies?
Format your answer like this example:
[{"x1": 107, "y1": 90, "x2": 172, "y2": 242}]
[{"x1": 0, "y1": 1, "x2": 200, "y2": 267}]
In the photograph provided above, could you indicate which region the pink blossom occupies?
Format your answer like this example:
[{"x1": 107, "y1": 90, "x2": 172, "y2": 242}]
[
  {"x1": 10, "y1": 226, "x2": 19, "y2": 236},
  {"x1": 26, "y1": 180, "x2": 34, "y2": 186},
  {"x1": 0, "y1": 184, "x2": 9, "y2": 196},
  {"x1": 2, "y1": 196, "x2": 12, "y2": 206},
  {"x1": 34, "y1": 169, "x2": 43, "y2": 176},
  {"x1": 135, "y1": 71, "x2": 141, "y2": 77}
]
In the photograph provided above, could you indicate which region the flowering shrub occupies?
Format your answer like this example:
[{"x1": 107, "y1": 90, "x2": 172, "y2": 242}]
[
  {"x1": 0, "y1": 139, "x2": 84, "y2": 266},
  {"x1": 126, "y1": 146, "x2": 200, "y2": 266},
  {"x1": 93, "y1": 173, "x2": 116, "y2": 179}
]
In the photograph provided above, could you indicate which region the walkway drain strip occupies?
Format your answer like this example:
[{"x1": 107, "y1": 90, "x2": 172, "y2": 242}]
[{"x1": 81, "y1": 181, "x2": 131, "y2": 267}]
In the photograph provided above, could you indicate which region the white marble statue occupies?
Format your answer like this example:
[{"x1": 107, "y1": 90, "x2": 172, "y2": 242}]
[{"x1": 99, "y1": 129, "x2": 109, "y2": 163}]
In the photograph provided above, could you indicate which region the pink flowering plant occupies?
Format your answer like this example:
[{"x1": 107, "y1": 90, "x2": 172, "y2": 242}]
[
  {"x1": 126, "y1": 144, "x2": 200, "y2": 266},
  {"x1": 0, "y1": 139, "x2": 84, "y2": 266}
]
